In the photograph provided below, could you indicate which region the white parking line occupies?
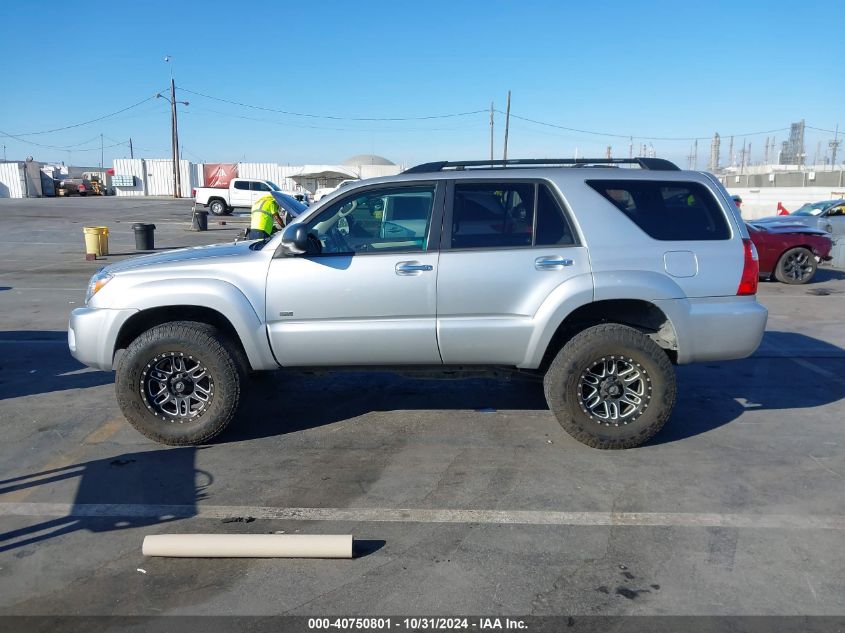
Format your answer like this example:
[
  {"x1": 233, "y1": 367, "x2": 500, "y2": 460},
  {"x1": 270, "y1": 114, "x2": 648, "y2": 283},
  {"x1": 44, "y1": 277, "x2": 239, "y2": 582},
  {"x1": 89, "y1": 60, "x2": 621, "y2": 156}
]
[
  {"x1": 790, "y1": 357, "x2": 845, "y2": 385},
  {"x1": 0, "y1": 503, "x2": 843, "y2": 530}
]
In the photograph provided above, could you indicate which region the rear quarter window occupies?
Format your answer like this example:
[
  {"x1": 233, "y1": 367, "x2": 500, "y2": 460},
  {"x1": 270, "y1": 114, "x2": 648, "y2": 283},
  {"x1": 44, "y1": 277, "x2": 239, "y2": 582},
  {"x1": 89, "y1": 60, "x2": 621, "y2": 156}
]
[{"x1": 586, "y1": 180, "x2": 730, "y2": 240}]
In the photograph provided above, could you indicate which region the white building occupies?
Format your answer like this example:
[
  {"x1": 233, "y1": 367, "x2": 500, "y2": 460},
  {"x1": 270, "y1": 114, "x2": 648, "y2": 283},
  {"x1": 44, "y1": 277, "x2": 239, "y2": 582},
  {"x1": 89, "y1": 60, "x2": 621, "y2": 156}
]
[{"x1": 111, "y1": 154, "x2": 403, "y2": 198}]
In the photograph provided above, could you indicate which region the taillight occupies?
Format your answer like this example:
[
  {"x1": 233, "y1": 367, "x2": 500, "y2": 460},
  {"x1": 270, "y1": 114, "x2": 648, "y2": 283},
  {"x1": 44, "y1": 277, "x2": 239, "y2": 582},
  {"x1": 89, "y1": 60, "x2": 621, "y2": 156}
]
[
  {"x1": 192, "y1": 188, "x2": 196, "y2": 197},
  {"x1": 737, "y1": 238, "x2": 759, "y2": 295}
]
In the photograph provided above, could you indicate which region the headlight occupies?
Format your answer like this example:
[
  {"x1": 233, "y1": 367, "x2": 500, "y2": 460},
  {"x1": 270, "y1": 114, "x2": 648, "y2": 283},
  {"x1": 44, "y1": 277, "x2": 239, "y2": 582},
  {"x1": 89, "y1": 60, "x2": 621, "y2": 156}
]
[{"x1": 85, "y1": 269, "x2": 113, "y2": 304}]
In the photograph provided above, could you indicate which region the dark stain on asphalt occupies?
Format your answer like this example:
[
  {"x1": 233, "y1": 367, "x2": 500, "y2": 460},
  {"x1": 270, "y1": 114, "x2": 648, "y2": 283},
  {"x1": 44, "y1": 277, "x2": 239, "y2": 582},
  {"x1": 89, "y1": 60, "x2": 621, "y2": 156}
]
[
  {"x1": 615, "y1": 586, "x2": 650, "y2": 600},
  {"x1": 221, "y1": 516, "x2": 255, "y2": 524},
  {"x1": 621, "y1": 571, "x2": 635, "y2": 580},
  {"x1": 595, "y1": 586, "x2": 609, "y2": 594}
]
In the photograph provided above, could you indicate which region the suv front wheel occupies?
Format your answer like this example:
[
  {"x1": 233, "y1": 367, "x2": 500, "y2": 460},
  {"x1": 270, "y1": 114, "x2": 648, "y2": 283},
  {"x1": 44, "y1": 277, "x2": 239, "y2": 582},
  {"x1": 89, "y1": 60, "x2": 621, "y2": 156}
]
[
  {"x1": 115, "y1": 321, "x2": 243, "y2": 445},
  {"x1": 544, "y1": 324, "x2": 676, "y2": 449}
]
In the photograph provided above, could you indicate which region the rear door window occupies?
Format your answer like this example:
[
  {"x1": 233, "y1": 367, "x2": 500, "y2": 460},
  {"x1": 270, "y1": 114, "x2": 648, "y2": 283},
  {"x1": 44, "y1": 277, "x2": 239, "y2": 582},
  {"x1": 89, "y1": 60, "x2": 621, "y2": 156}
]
[
  {"x1": 535, "y1": 184, "x2": 575, "y2": 246},
  {"x1": 233, "y1": 180, "x2": 250, "y2": 190},
  {"x1": 587, "y1": 180, "x2": 730, "y2": 240},
  {"x1": 449, "y1": 182, "x2": 575, "y2": 249},
  {"x1": 251, "y1": 181, "x2": 271, "y2": 192}
]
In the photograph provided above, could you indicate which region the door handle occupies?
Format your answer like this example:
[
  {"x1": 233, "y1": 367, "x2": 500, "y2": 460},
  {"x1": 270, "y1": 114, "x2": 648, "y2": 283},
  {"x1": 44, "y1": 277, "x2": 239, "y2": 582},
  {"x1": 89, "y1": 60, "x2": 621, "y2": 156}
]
[
  {"x1": 535, "y1": 256, "x2": 574, "y2": 270},
  {"x1": 395, "y1": 261, "x2": 434, "y2": 276}
]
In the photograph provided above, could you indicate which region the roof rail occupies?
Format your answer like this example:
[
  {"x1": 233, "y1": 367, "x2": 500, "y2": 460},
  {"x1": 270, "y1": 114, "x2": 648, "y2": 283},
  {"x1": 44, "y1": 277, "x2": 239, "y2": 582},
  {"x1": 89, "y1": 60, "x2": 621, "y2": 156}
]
[{"x1": 403, "y1": 157, "x2": 680, "y2": 174}]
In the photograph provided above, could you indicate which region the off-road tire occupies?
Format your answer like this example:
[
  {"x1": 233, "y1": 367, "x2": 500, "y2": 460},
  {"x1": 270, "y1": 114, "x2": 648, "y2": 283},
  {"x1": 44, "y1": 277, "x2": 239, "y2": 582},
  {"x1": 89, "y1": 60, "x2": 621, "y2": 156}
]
[
  {"x1": 208, "y1": 199, "x2": 229, "y2": 216},
  {"x1": 543, "y1": 324, "x2": 676, "y2": 449},
  {"x1": 116, "y1": 321, "x2": 243, "y2": 445},
  {"x1": 774, "y1": 246, "x2": 817, "y2": 284}
]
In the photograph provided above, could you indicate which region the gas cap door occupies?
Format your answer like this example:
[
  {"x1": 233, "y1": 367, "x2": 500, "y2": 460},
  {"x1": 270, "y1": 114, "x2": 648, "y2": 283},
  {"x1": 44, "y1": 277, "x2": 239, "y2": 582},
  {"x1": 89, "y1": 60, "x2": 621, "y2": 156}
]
[{"x1": 663, "y1": 250, "x2": 698, "y2": 278}]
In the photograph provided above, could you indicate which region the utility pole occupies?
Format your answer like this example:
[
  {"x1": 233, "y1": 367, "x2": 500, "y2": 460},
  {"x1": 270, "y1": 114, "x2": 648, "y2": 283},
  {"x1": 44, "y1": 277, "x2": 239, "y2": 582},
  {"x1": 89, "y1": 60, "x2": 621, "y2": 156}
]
[
  {"x1": 728, "y1": 136, "x2": 734, "y2": 167},
  {"x1": 129, "y1": 137, "x2": 134, "y2": 159},
  {"x1": 170, "y1": 77, "x2": 181, "y2": 197},
  {"x1": 628, "y1": 137, "x2": 633, "y2": 158},
  {"x1": 829, "y1": 123, "x2": 840, "y2": 169},
  {"x1": 99, "y1": 133, "x2": 103, "y2": 169},
  {"x1": 605, "y1": 145, "x2": 612, "y2": 159},
  {"x1": 489, "y1": 102, "x2": 494, "y2": 162},
  {"x1": 158, "y1": 56, "x2": 188, "y2": 198},
  {"x1": 502, "y1": 90, "x2": 511, "y2": 161},
  {"x1": 693, "y1": 139, "x2": 698, "y2": 169}
]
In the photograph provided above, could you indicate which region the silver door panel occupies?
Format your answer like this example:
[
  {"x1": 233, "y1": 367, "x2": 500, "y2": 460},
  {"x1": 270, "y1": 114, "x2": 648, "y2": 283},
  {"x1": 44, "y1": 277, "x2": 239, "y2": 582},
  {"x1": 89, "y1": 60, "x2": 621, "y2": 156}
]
[
  {"x1": 436, "y1": 246, "x2": 591, "y2": 364},
  {"x1": 266, "y1": 252, "x2": 439, "y2": 366}
]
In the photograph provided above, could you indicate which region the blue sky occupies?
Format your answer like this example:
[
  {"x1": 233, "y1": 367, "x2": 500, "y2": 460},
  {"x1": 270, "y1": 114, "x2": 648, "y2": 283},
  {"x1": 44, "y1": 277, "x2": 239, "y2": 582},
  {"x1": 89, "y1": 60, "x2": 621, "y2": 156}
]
[{"x1": 1, "y1": 0, "x2": 842, "y2": 168}]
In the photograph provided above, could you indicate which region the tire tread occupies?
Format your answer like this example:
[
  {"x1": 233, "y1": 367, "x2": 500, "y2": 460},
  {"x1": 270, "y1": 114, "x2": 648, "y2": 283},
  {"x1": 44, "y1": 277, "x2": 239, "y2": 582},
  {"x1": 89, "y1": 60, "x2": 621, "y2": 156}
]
[
  {"x1": 543, "y1": 323, "x2": 676, "y2": 449},
  {"x1": 115, "y1": 321, "x2": 242, "y2": 445}
]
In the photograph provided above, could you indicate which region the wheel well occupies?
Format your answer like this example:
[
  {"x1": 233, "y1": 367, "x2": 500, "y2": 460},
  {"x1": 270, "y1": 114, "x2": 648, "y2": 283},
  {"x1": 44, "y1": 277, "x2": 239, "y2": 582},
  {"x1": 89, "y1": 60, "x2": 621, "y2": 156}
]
[
  {"x1": 114, "y1": 306, "x2": 248, "y2": 366},
  {"x1": 780, "y1": 244, "x2": 816, "y2": 258},
  {"x1": 208, "y1": 197, "x2": 227, "y2": 207},
  {"x1": 540, "y1": 299, "x2": 678, "y2": 369}
]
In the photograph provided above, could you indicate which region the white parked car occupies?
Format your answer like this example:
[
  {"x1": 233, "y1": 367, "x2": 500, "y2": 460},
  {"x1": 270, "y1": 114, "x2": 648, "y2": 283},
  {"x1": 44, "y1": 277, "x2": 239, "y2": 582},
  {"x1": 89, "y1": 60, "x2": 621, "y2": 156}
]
[
  {"x1": 313, "y1": 179, "x2": 359, "y2": 202},
  {"x1": 194, "y1": 178, "x2": 283, "y2": 215}
]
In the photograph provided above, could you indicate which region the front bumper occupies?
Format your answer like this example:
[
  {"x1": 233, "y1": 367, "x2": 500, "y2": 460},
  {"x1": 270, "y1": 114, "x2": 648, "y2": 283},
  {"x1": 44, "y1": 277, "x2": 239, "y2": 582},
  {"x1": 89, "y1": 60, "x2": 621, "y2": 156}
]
[{"x1": 68, "y1": 307, "x2": 139, "y2": 370}]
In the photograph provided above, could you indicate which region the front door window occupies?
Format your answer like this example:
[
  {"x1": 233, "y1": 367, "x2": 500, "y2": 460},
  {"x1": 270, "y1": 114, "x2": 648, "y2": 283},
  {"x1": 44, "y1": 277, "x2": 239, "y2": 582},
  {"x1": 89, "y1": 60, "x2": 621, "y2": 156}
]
[{"x1": 305, "y1": 185, "x2": 436, "y2": 254}]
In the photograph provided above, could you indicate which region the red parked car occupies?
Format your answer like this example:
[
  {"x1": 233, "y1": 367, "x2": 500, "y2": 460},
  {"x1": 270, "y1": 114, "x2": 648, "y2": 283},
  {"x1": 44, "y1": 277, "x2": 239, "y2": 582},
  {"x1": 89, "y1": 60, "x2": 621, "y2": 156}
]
[{"x1": 746, "y1": 222, "x2": 833, "y2": 284}]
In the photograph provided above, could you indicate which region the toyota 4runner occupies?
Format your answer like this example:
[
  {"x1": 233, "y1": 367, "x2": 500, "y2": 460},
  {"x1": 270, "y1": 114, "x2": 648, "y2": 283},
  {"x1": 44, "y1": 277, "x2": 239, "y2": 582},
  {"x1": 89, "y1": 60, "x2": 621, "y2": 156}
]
[{"x1": 69, "y1": 158, "x2": 768, "y2": 449}]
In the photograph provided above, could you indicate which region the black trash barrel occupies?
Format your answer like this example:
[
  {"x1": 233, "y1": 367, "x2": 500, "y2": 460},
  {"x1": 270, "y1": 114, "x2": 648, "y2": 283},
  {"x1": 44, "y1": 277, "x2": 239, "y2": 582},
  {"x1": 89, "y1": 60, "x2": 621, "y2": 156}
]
[
  {"x1": 192, "y1": 210, "x2": 209, "y2": 231},
  {"x1": 132, "y1": 223, "x2": 156, "y2": 250}
]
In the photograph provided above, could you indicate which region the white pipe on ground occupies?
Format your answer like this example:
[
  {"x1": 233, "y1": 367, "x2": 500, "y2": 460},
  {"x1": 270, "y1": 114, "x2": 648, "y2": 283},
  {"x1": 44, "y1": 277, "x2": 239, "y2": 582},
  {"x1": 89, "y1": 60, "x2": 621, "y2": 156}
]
[{"x1": 142, "y1": 534, "x2": 353, "y2": 558}]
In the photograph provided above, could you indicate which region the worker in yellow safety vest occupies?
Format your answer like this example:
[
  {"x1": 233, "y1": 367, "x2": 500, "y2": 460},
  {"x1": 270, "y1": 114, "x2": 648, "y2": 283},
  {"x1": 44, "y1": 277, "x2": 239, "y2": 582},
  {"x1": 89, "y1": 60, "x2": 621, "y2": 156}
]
[{"x1": 248, "y1": 194, "x2": 286, "y2": 240}]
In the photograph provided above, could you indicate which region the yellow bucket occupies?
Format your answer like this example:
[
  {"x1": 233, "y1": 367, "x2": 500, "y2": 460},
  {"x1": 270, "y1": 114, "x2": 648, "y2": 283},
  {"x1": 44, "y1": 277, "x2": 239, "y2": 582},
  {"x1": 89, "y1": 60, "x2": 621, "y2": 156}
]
[{"x1": 83, "y1": 226, "x2": 109, "y2": 256}]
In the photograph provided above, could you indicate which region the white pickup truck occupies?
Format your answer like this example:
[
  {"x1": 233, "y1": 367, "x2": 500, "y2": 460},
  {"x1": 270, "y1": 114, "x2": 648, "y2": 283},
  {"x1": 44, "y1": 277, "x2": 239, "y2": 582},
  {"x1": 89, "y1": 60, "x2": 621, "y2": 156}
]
[{"x1": 194, "y1": 178, "x2": 308, "y2": 215}]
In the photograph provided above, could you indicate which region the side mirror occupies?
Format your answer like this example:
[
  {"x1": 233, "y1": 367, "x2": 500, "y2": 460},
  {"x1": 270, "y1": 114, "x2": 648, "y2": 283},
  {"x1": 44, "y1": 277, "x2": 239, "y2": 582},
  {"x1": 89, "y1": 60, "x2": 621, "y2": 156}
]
[{"x1": 281, "y1": 223, "x2": 310, "y2": 254}]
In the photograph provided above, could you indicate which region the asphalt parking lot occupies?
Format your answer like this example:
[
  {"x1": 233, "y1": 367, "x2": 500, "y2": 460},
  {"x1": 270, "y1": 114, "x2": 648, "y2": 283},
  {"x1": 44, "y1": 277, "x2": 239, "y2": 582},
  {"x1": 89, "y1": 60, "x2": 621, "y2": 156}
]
[{"x1": 0, "y1": 196, "x2": 844, "y2": 618}]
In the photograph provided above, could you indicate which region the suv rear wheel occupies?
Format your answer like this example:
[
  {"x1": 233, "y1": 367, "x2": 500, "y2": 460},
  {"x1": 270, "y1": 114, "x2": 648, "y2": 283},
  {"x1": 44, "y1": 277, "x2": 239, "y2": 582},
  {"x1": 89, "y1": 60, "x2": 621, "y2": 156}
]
[
  {"x1": 544, "y1": 324, "x2": 676, "y2": 449},
  {"x1": 208, "y1": 199, "x2": 229, "y2": 216},
  {"x1": 115, "y1": 321, "x2": 243, "y2": 445}
]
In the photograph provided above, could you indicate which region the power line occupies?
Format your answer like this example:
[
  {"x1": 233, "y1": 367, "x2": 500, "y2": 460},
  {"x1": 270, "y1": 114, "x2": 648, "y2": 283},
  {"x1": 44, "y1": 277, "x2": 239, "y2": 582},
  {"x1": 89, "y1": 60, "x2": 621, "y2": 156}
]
[
  {"x1": 497, "y1": 109, "x2": 791, "y2": 142},
  {"x1": 1, "y1": 96, "x2": 158, "y2": 137},
  {"x1": 0, "y1": 130, "x2": 115, "y2": 151},
  {"x1": 178, "y1": 86, "x2": 487, "y2": 122},
  {"x1": 184, "y1": 104, "x2": 482, "y2": 133},
  {"x1": 806, "y1": 125, "x2": 840, "y2": 135}
]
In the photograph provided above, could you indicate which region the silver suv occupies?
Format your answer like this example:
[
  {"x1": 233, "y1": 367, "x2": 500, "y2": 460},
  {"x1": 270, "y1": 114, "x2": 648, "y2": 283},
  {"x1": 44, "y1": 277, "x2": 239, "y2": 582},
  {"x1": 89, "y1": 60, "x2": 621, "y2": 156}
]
[{"x1": 68, "y1": 158, "x2": 768, "y2": 449}]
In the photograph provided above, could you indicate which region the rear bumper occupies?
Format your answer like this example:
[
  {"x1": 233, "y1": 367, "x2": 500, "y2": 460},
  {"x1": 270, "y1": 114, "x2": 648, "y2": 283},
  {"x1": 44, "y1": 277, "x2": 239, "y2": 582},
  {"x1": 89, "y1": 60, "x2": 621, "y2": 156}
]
[
  {"x1": 655, "y1": 296, "x2": 768, "y2": 364},
  {"x1": 68, "y1": 307, "x2": 138, "y2": 370}
]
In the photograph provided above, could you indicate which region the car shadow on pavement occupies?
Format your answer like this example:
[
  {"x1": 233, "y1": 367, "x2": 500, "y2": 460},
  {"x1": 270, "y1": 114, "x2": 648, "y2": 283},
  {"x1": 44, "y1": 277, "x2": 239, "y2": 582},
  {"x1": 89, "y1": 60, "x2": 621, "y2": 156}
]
[
  {"x1": 225, "y1": 331, "x2": 844, "y2": 447},
  {"x1": 649, "y1": 330, "x2": 845, "y2": 445},
  {"x1": 0, "y1": 331, "x2": 114, "y2": 400},
  {"x1": 0, "y1": 447, "x2": 207, "y2": 554},
  {"x1": 102, "y1": 246, "x2": 194, "y2": 257},
  {"x1": 223, "y1": 372, "x2": 549, "y2": 443},
  {"x1": 812, "y1": 267, "x2": 845, "y2": 283}
]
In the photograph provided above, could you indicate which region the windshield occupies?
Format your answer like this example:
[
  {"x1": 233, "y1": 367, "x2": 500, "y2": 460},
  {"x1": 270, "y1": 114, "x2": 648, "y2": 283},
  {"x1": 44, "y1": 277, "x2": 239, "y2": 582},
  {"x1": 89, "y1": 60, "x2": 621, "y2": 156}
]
[{"x1": 791, "y1": 202, "x2": 828, "y2": 216}]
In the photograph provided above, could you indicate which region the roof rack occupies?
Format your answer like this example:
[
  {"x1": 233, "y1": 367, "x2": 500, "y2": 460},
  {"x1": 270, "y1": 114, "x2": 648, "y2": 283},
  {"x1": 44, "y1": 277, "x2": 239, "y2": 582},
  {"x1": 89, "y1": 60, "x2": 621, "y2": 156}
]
[{"x1": 403, "y1": 157, "x2": 680, "y2": 174}]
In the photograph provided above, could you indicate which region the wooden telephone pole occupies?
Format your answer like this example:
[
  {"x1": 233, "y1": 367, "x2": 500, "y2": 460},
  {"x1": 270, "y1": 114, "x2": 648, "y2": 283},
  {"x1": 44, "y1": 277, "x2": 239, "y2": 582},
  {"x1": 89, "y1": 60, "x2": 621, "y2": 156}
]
[{"x1": 502, "y1": 90, "x2": 511, "y2": 161}]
